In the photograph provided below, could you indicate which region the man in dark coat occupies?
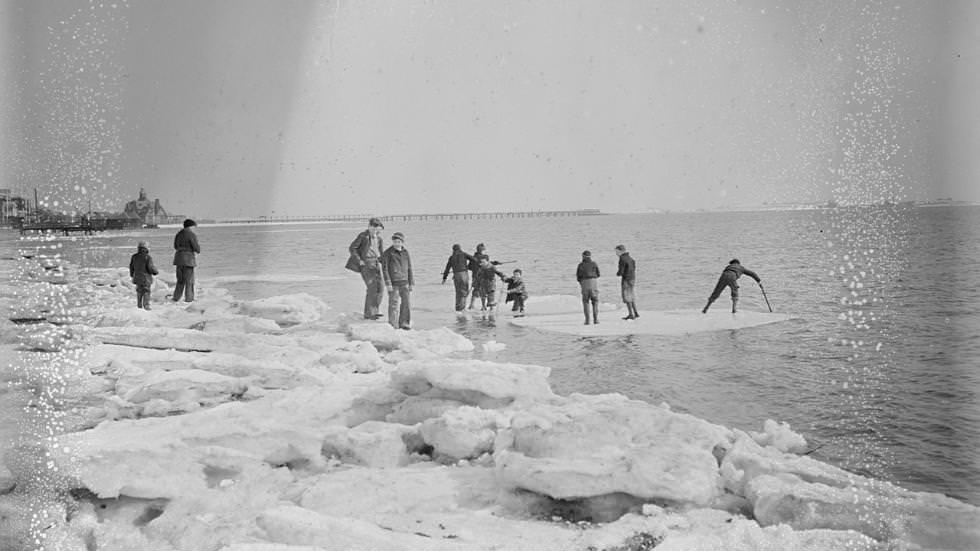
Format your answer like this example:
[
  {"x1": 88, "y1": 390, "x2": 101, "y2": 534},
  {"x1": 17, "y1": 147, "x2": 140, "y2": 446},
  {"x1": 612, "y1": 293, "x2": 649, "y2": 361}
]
[
  {"x1": 576, "y1": 250, "x2": 600, "y2": 325},
  {"x1": 171, "y1": 219, "x2": 200, "y2": 302},
  {"x1": 615, "y1": 244, "x2": 639, "y2": 320},
  {"x1": 442, "y1": 244, "x2": 475, "y2": 313},
  {"x1": 702, "y1": 259, "x2": 761, "y2": 314},
  {"x1": 348, "y1": 217, "x2": 385, "y2": 319}
]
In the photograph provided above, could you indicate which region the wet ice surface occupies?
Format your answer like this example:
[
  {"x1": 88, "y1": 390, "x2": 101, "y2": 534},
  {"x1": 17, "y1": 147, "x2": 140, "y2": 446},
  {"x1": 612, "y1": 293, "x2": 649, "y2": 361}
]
[{"x1": 509, "y1": 309, "x2": 799, "y2": 336}]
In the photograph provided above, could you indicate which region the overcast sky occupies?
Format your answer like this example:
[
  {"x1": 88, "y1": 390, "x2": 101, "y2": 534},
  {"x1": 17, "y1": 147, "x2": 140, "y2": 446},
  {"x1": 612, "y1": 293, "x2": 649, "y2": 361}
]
[{"x1": 1, "y1": 1, "x2": 978, "y2": 217}]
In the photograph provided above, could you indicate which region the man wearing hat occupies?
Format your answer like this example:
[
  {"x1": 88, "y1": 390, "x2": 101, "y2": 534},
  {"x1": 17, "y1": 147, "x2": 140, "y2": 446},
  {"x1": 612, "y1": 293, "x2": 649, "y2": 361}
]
[
  {"x1": 171, "y1": 218, "x2": 200, "y2": 302},
  {"x1": 347, "y1": 217, "x2": 386, "y2": 320},
  {"x1": 381, "y1": 232, "x2": 414, "y2": 329},
  {"x1": 576, "y1": 250, "x2": 601, "y2": 325}
]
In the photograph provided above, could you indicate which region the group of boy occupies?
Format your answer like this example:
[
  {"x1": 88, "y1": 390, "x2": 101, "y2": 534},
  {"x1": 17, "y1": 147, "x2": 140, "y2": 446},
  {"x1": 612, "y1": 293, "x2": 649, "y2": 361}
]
[
  {"x1": 575, "y1": 245, "x2": 638, "y2": 325},
  {"x1": 441, "y1": 243, "x2": 526, "y2": 317},
  {"x1": 128, "y1": 217, "x2": 763, "y2": 329}
]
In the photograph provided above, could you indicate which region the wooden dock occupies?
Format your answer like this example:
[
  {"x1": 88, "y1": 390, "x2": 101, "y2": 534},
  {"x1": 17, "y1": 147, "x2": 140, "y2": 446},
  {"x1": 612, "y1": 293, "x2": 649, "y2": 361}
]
[{"x1": 214, "y1": 209, "x2": 604, "y2": 224}]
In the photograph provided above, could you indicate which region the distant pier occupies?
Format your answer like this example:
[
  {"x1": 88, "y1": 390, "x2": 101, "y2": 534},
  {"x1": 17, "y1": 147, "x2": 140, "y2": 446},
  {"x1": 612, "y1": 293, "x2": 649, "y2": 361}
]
[
  {"x1": 214, "y1": 209, "x2": 604, "y2": 224},
  {"x1": 19, "y1": 218, "x2": 137, "y2": 235}
]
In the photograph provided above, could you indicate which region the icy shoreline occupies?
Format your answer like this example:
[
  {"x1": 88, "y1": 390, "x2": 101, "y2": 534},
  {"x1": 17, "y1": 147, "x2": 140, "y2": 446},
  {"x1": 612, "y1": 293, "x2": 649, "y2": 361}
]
[{"x1": 1, "y1": 261, "x2": 978, "y2": 550}]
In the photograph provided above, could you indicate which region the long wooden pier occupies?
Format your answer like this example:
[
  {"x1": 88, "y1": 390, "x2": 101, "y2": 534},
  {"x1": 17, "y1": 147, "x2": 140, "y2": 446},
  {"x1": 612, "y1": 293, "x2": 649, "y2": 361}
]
[
  {"x1": 19, "y1": 219, "x2": 137, "y2": 235},
  {"x1": 214, "y1": 209, "x2": 603, "y2": 224}
]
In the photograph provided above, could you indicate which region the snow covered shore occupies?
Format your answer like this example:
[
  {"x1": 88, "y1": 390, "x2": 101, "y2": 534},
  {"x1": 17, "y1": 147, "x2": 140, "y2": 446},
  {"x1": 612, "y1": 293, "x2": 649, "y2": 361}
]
[{"x1": 1, "y1": 262, "x2": 978, "y2": 550}]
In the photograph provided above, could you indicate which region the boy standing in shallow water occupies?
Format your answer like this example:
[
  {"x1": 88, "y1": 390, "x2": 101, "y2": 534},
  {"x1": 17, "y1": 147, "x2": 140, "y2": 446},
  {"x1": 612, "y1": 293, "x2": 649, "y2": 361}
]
[
  {"x1": 503, "y1": 269, "x2": 528, "y2": 316},
  {"x1": 576, "y1": 250, "x2": 600, "y2": 325},
  {"x1": 473, "y1": 257, "x2": 507, "y2": 315},
  {"x1": 129, "y1": 241, "x2": 158, "y2": 310}
]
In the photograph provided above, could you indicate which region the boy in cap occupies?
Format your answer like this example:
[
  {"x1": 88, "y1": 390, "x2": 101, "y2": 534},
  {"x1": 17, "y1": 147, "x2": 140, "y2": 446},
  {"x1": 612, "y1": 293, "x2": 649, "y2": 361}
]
[
  {"x1": 702, "y1": 259, "x2": 761, "y2": 314},
  {"x1": 615, "y1": 244, "x2": 639, "y2": 320},
  {"x1": 576, "y1": 250, "x2": 600, "y2": 325},
  {"x1": 347, "y1": 217, "x2": 385, "y2": 319},
  {"x1": 130, "y1": 240, "x2": 159, "y2": 310},
  {"x1": 381, "y1": 232, "x2": 414, "y2": 329},
  {"x1": 442, "y1": 244, "x2": 475, "y2": 313}
]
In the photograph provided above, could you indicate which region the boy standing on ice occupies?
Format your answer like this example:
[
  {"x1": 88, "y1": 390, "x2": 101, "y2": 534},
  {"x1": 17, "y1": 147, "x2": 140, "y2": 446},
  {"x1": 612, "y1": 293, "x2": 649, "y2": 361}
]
[
  {"x1": 615, "y1": 244, "x2": 639, "y2": 320},
  {"x1": 576, "y1": 250, "x2": 600, "y2": 325},
  {"x1": 129, "y1": 241, "x2": 159, "y2": 310},
  {"x1": 702, "y1": 259, "x2": 762, "y2": 314},
  {"x1": 381, "y1": 232, "x2": 414, "y2": 330}
]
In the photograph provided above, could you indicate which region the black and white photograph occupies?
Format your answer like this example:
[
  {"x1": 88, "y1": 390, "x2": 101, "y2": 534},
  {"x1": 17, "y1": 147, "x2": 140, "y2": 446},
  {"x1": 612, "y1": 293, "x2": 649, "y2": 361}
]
[{"x1": 1, "y1": 1, "x2": 978, "y2": 549}]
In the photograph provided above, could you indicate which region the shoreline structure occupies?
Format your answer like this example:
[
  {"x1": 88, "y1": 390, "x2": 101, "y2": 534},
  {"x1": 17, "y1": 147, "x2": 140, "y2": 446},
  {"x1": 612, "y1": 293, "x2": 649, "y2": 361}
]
[{"x1": 1, "y1": 240, "x2": 978, "y2": 550}]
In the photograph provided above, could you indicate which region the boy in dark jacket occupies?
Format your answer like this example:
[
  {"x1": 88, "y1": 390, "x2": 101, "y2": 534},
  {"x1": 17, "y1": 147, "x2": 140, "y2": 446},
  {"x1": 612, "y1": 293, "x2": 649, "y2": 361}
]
[
  {"x1": 381, "y1": 232, "x2": 414, "y2": 329},
  {"x1": 503, "y1": 269, "x2": 528, "y2": 316},
  {"x1": 442, "y1": 244, "x2": 475, "y2": 313},
  {"x1": 466, "y1": 243, "x2": 490, "y2": 310},
  {"x1": 129, "y1": 241, "x2": 159, "y2": 310},
  {"x1": 474, "y1": 257, "x2": 507, "y2": 314},
  {"x1": 702, "y1": 259, "x2": 761, "y2": 313},
  {"x1": 615, "y1": 244, "x2": 639, "y2": 320},
  {"x1": 576, "y1": 250, "x2": 600, "y2": 325}
]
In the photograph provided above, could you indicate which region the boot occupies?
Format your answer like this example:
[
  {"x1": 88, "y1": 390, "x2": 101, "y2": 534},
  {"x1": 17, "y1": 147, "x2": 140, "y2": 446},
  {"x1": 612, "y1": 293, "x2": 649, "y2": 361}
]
[
  {"x1": 583, "y1": 302, "x2": 591, "y2": 325},
  {"x1": 592, "y1": 303, "x2": 599, "y2": 325},
  {"x1": 731, "y1": 299, "x2": 737, "y2": 314}
]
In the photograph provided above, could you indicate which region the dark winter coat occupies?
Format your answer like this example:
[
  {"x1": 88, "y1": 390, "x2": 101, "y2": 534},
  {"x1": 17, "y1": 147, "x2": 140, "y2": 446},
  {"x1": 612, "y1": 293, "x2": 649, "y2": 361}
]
[
  {"x1": 616, "y1": 253, "x2": 636, "y2": 282},
  {"x1": 504, "y1": 276, "x2": 527, "y2": 303},
  {"x1": 443, "y1": 249, "x2": 475, "y2": 280},
  {"x1": 576, "y1": 259, "x2": 600, "y2": 281},
  {"x1": 130, "y1": 246, "x2": 159, "y2": 287},
  {"x1": 172, "y1": 228, "x2": 200, "y2": 267},
  {"x1": 475, "y1": 264, "x2": 506, "y2": 295},
  {"x1": 722, "y1": 262, "x2": 760, "y2": 283},
  {"x1": 468, "y1": 252, "x2": 489, "y2": 275},
  {"x1": 349, "y1": 230, "x2": 384, "y2": 264},
  {"x1": 381, "y1": 246, "x2": 414, "y2": 286}
]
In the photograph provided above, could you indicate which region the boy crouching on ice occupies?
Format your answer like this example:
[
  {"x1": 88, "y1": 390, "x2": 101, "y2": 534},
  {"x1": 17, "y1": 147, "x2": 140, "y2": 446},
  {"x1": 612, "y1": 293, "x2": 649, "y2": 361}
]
[
  {"x1": 504, "y1": 269, "x2": 528, "y2": 316},
  {"x1": 129, "y1": 240, "x2": 159, "y2": 310}
]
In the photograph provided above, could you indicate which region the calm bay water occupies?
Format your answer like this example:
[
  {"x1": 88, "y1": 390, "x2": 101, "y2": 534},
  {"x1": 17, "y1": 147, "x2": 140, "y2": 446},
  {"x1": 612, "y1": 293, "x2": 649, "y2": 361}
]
[{"x1": 3, "y1": 206, "x2": 979, "y2": 505}]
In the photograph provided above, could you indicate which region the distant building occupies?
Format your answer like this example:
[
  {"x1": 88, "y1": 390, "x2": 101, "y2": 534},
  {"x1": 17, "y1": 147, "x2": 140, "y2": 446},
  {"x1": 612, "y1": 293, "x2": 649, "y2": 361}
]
[
  {"x1": 0, "y1": 189, "x2": 31, "y2": 227},
  {"x1": 124, "y1": 188, "x2": 171, "y2": 226}
]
